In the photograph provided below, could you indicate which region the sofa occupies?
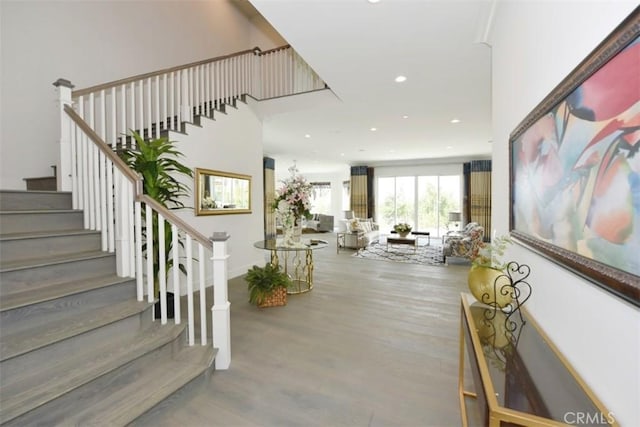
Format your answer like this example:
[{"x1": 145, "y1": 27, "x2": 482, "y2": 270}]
[
  {"x1": 304, "y1": 214, "x2": 334, "y2": 232},
  {"x1": 347, "y1": 217, "x2": 380, "y2": 247},
  {"x1": 442, "y1": 222, "x2": 484, "y2": 263}
]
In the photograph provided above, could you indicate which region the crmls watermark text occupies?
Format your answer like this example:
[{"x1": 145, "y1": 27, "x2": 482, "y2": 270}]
[{"x1": 563, "y1": 411, "x2": 616, "y2": 425}]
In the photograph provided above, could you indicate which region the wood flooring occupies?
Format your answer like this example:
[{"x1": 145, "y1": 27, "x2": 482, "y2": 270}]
[{"x1": 134, "y1": 234, "x2": 480, "y2": 427}]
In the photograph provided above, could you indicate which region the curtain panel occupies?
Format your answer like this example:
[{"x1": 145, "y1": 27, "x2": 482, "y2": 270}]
[
  {"x1": 263, "y1": 157, "x2": 276, "y2": 240},
  {"x1": 465, "y1": 160, "x2": 492, "y2": 241},
  {"x1": 350, "y1": 166, "x2": 368, "y2": 219}
]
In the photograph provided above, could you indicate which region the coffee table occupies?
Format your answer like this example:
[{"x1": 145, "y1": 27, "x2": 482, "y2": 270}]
[
  {"x1": 389, "y1": 230, "x2": 430, "y2": 245},
  {"x1": 387, "y1": 236, "x2": 417, "y2": 251}
]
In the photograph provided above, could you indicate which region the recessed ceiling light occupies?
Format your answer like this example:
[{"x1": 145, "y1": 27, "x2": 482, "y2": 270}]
[
  {"x1": 304, "y1": 134, "x2": 311, "y2": 138},
  {"x1": 370, "y1": 127, "x2": 377, "y2": 132},
  {"x1": 402, "y1": 115, "x2": 409, "y2": 119},
  {"x1": 450, "y1": 118, "x2": 461, "y2": 124},
  {"x1": 446, "y1": 146, "x2": 453, "y2": 149},
  {"x1": 367, "y1": 0, "x2": 381, "y2": 3},
  {"x1": 395, "y1": 75, "x2": 407, "y2": 83},
  {"x1": 340, "y1": 153, "x2": 345, "y2": 157},
  {"x1": 389, "y1": 149, "x2": 396, "y2": 153}
]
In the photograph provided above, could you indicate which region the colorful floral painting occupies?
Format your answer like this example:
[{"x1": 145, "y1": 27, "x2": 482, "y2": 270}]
[{"x1": 510, "y1": 10, "x2": 639, "y2": 306}]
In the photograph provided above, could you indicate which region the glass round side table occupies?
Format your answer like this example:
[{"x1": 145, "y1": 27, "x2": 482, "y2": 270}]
[{"x1": 253, "y1": 239, "x2": 328, "y2": 294}]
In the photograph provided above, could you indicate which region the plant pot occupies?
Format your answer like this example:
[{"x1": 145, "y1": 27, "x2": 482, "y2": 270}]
[
  {"x1": 398, "y1": 231, "x2": 410, "y2": 238},
  {"x1": 467, "y1": 265, "x2": 512, "y2": 308},
  {"x1": 154, "y1": 292, "x2": 175, "y2": 319},
  {"x1": 258, "y1": 286, "x2": 287, "y2": 308}
]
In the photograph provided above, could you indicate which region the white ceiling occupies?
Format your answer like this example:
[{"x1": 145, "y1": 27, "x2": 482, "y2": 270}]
[{"x1": 246, "y1": 0, "x2": 495, "y2": 174}]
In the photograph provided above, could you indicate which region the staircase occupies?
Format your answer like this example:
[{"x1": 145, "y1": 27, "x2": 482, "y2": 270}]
[{"x1": 0, "y1": 190, "x2": 215, "y2": 425}]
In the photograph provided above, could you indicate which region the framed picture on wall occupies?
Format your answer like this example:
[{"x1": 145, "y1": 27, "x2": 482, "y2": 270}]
[{"x1": 509, "y1": 7, "x2": 640, "y2": 307}]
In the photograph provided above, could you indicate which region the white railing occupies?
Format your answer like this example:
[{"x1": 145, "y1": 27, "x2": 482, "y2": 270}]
[
  {"x1": 58, "y1": 45, "x2": 324, "y2": 191},
  {"x1": 54, "y1": 93, "x2": 231, "y2": 369},
  {"x1": 53, "y1": 45, "x2": 325, "y2": 371}
]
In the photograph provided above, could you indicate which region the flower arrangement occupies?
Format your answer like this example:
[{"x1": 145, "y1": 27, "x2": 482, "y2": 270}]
[
  {"x1": 393, "y1": 223, "x2": 412, "y2": 234},
  {"x1": 272, "y1": 164, "x2": 313, "y2": 227},
  {"x1": 470, "y1": 234, "x2": 512, "y2": 270}
]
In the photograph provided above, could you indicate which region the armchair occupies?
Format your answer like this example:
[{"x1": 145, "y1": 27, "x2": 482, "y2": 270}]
[{"x1": 442, "y1": 222, "x2": 484, "y2": 263}]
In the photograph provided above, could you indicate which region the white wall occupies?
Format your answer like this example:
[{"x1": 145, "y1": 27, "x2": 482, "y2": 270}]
[
  {"x1": 0, "y1": 0, "x2": 261, "y2": 189},
  {"x1": 171, "y1": 100, "x2": 264, "y2": 280},
  {"x1": 491, "y1": 2, "x2": 639, "y2": 425}
]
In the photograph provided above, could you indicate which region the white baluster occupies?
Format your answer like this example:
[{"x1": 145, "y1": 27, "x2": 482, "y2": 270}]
[
  {"x1": 130, "y1": 81, "x2": 136, "y2": 137},
  {"x1": 172, "y1": 225, "x2": 180, "y2": 324},
  {"x1": 199, "y1": 243, "x2": 206, "y2": 345},
  {"x1": 186, "y1": 234, "x2": 194, "y2": 345},
  {"x1": 146, "y1": 77, "x2": 152, "y2": 139},
  {"x1": 127, "y1": 183, "x2": 136, "y2": 278},
  {"x1": 169, "y1": 72, "x2": 175, "y2": 131},
  {"x1": 99, "y1": 90, "x2": 108, "y2": 250},
  {"x1": 162, "y1": 74, "x2": 167, "y2": 132},
  {"x1": 158, "y1": 213, "x2": 167, "y2": 324},
  {"x1": 135, "y1": 199, "x2": 144, "y2": 300},
  {"x1": 146, "y1": 204, "x2": 154, "y2": 303},
  {"x1": 155, "y1": 75, "x2": 160, "y2": 139},
  {"x1": 70, "y1": 122, "x2": 78, "y2": 209},
  {"x1": 138, "y1": 81, "x2": 144, "y2": 138}
]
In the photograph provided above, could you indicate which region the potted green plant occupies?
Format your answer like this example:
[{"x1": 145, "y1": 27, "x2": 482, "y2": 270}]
[
  {"x1": 245, "y1": 263, "x2": 292, "y2": 307},
  {"x1": 118, "y1": 130, "x2": 193, "y2": 317},
  {"x1": 393, "y1": 222, "x2": 412, "y2": 238}
]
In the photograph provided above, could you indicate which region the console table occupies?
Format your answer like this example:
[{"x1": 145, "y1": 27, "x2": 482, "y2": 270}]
[
  {"x1": 253, "y1": 239, "x2": 328, "y2": 294},
  {"x1": 459, "y1": 293, "x2": 615, "y2": 426}
]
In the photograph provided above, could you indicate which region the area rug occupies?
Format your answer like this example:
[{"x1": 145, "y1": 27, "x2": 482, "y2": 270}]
[{"x1": 353, "y1": 241, "x2": 444, "y2": 265}]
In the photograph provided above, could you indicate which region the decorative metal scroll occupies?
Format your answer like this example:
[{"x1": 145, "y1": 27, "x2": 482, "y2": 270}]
[{"x1": 483, "y1": 261, "x2": 532, "y2": 331}]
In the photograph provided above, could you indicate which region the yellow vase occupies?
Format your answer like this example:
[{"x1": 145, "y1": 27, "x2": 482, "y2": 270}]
[{"x1": 467, "y1": 265, "x2": 512, "y2": 308}]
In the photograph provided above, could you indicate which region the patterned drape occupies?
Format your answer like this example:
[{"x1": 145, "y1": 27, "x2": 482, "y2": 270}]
[
  {"x1": 465, "y1": 160, "x2": 491, "y2": 241},
  {"x1": 350, "y1": 166, "x2": 368, "y2": 219},
  {"x1": 263, "y1": 157, "x2": 276, "y2": 240}
]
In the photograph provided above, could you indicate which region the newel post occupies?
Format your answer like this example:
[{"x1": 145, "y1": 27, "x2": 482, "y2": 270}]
[
  {"x1": 211, "y1": 232, "x2": 231, "y2": 370},
  {"x1": 53, "y1": 78, "x2": 75, "y2": 192}
]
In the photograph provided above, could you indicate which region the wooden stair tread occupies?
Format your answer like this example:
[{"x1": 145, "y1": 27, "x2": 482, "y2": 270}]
[
  {"x1": 0, "y1": 229, "x2": 96, "y2": 241},
  {"x1": 0, "y1": 249, "x2": 112, "y2": 271},
  {"x1": 0, "y1": 323, "x2": 186, "y2": 424},
  {"x1": 0, "y1": 208, "x2": 79, "y2": 214},
  {"x1": 0, "y1": 274, "x2": 132, "y2": 312},
  {"x1": 78, "y1": 345, "x2": 216, "y2": 426},
  {"x1": 0, "y1": 299, "x2": 148, "y2": 361}
]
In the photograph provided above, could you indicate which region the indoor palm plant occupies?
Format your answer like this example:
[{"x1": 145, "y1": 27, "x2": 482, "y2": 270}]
[
  {"x1": 245, "y1": 263, "x2": 292, "y2": 307},
  {"x1": 118, "y1": 130, "x2": 193, "y2": 314}
]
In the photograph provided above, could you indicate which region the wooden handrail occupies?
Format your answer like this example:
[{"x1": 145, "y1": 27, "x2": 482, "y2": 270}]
[
  {"x1": 64, "y1": 104, "x2": 212, "y2": 248},
  {"x1": 72, "y1": 44, "x2": 290, "y2": 97},
  {"x1": 257, "y1": 44, "x2": 291, "y2": 55},
  {"x1": 64, "y1": 105, "x2": 140, "y2": 186}
]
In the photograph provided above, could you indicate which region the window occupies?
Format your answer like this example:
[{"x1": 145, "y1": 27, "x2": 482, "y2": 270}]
[
  {"x1": 310, "y1": 182, "x2": 331, "y2": 214},
  {"x1": 376, "y1": 175, "x2": 461, "y2": 236},
  {"x1": 342, "y1": 180, "x2": 350, "y2": 210}
]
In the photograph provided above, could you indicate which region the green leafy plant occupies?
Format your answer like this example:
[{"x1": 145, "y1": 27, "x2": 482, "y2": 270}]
[
  {"x1": 245, "y1": 263, "x2": 292, "y2": 306},
  {"x1": 118, "y1": 130, "x2": 193, "y2": 296},
  {"x1": 393, "y1": 223, "x2": 412, "y2": 234}
]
